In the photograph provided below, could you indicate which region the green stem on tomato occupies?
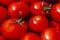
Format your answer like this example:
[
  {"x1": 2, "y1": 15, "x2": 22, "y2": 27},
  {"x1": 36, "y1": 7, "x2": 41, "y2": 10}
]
[
  {"x1": 16, "y1": 18, "x2": 23, "y2": 23},
  {"x1": 43, "y1": 6, "x2": 51, "y2": 10}
]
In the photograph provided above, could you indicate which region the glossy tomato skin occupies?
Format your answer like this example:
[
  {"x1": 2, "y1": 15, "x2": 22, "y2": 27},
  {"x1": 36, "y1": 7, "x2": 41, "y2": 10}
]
[
  {"x1": 1, "y1": 18, "x2": 28, "y2": 39},
  {"x1": 51, "y1": 3, "x2": 60, "y2": 22},
  {"x1": 29, "y1": 15, "x2": 48, "y2": 32},
  {"x1": 8, "y1": 2, "x2": 29, "y2": 19},
  {"x1": 30, "y1": 1, "x2": 49, "y2": 16},
  {"x1": 21, "y1": 32, "x2": 40, "y2": 40},
  {"x1": 41, "y1": 28, "x2": 58, "y2": 40},
  {"x1": 0, "y1": 36, "x2": 5, "y2": 40},
  {"x1": 0, "y1": 0, "x2": 17, "y2": 6},
  {"x1": 0, "y1": 6, "x2": 7, "y2": 23},
  {"x1": 22, "y1": 0, "x2": 39, "y2": 5}
]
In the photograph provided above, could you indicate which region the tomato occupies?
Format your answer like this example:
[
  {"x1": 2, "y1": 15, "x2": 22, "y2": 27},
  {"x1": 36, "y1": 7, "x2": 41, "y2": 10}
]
[
  {"x1": 50, "y1": 3, "x2": 60, "y2": 22},
  {"x1": 0, "y1": 0, "x2": 17, "y2": 6},
  {"x1": 41, "y1": 28, "x2": 58, "y2": 40},
  {"x1": 21, "y1": 32, "x2": 40, "y2": 40},
  {"x1": 0, "y1": 6, "x2": 7, "y2": 23},
  {"x1": 1, "y1": 18, "x2": 28, "y2": 39},
  {"x1": 0, "y1": 36, "x2": 5, "y2": 40},
  {"x1": 29, "y1": 15, "x2": 48, "y2": 32},
  {"x1": 8, "y1": 2, "x2": 29, "y2": 19},
  {"x1": 22, "y1": 0, "x2": 39, "y2": 5},
  {"x1": 49, "y1": 21, "x2": 60, "y2": 40},
  {"x1": 30, "y1": 1, "x2": 49, "y2": 16}
]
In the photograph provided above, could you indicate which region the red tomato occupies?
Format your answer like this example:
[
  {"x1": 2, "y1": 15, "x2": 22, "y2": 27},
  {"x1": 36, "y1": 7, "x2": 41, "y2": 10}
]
[
  {"x1": 29, "y1": 15, "x2": 48, "y2": 32},
  {"x1": 30, "y1": 1, "x2": 49, "y2": 16},
  {"x1": 0, "y1": 6, "x2": 7, "y2": 23},
  {"x1": 0, "y1": 0, "x2": 17, "y2": 6},
  {"x1": 51, "y1": 3, "x2": 60, "y2": 22},
  {"x1": 49, "y1": 21, "x2": 60, "y2": 40},
  {"x1": 41, "y1": 28, "x2": 58, "y2": 40},
  {"x1": 0, "y1": 36, "x2": 5, "y2": 40},
  {"x1": 21, "y1": 32, "x2": 40, "y2": 40},
  {"x1": 1, "y1": 18, "x2": 28, "y2": 39},
  {"x1": 22, "y1": 0, "x2": 39, "y2": 5},
  {"x1": 8, "y1": 2, "x2": 29, "y2": 19}
]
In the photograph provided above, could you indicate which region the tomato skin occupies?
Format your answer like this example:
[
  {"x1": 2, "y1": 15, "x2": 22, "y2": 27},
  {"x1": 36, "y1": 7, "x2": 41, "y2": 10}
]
[
  {"x1": 22, "y1": 0, "x2": 39, "y2": 5},
  {"x1": 0, "y1": 36, "x2": 5, "y2": 40},
  {"x1": 29, "y1": 15, "x2": 48, "y2": 32},
  {"x1": 30, "y1": 1, "x2": 49, "y2": 16},
  {"x1": 49, "y1": 21, "x2": 60, "y2": 40},
  {"x1": 1, "y1": 18, "x2": 28, "y2": 39},
  {"x1": 41, "y1": 28, "x2": 58, "y2": 40},
  {"x1": 21, "y1": 32, "x2": 40, "y2": 40},
  {"x1": 8, "y1": 2, "x2": 29, "y2": 19},
  {"x1": 0, "y1": 0, "x2": 17, "y2": 6},
  {"x1": 49, "y1": 21, "x2": 58, "y2": 28},
  {"x1": 56, "y1": 24, "x2": 60, "y2": 33},
  {"x1": 0, "y1": 6, "x2": 7, "y2": 23},
  {"x1": 51, "y1": 3, "x2": 60, "y2": 22}
]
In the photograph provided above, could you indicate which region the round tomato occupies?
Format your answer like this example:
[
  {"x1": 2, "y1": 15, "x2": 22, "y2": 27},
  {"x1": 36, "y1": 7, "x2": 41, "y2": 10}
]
[
  {"x1": 30, "y1": 1, "x2": 50, "y2": 16},
  {"x1": 50, "y1": 3, "x2": 60, "y2": 22},
  {"x1": 29, "y1": 15, "x2": 48, "y2": 32},
  {"x1": 1, "y1": 18, "x2": 28, "y2": 39},
  {"x1": 0, "y1": 0, "x2": 17, "y2": 6},
  {"x1": 49, "y1": 21, "x2": 60, "y2": 40},
  {"x1": 41, "y1": 28, "x2": 58, "y2": 40},
  {"x1": 0, "y1": 6, "x2": 7, "y2": 23},
  {"x1": 8, "y1": 2, "x2": 29, "y2": 19},
  {"x1": 21, "y1": 32, "x2": 40, "y2": 40}
]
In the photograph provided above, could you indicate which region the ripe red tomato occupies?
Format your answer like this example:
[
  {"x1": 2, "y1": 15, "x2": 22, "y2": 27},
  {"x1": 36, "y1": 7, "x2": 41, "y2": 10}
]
[
  {"x1": 0, "y1": 0, "x2": 17, "y2": 6},
  {"x1": 49, "y1": 21, "x2": 60, "y2": 40},
  {"x1": 1, "y1": 18, "x2": 28, "y2": 39},
  {"x1": 41, "y1": 28, "x2": 58, "y2": 40},
  {"x1": 21, "y1": 32, "x2": 40, "y2": 40},
  {"x1": 30, "y1": 1, "x2": 49, "y2": 16},
  {"x1": 29, "y1": 15, "x2": 48, "y2": 32},
  {"x1": 8, "y1": 2, "x2": 29, "y2": 19},
  {"x1": 22, "y1": 0, "x2": 39, "y2": 5},
  {"x1": 0, "y1": 36, "x2": 5, "y2": 40},
  {"x1": 0, "y1": 6, "x2": 7, "y2": 23},
  {"x1": 51, "y1": 3, "x2": 60, "y2": 22}
]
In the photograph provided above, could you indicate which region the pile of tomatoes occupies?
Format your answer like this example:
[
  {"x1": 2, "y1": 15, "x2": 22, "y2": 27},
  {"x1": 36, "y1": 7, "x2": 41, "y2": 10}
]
[{"x1": 0, "y1": 0, "x2": 60, "y2": 40}]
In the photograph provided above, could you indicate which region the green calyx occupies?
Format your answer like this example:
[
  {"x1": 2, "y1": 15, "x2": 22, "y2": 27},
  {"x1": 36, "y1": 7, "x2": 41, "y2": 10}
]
[
  {"x1": 16, "y1": 18, "x2": 23, "y2": 24},
  {"x1": 43, "y1": 6, "x2": 51, "y2": 10}
]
